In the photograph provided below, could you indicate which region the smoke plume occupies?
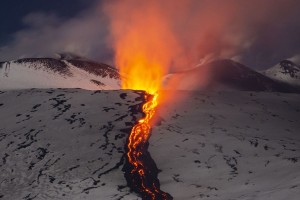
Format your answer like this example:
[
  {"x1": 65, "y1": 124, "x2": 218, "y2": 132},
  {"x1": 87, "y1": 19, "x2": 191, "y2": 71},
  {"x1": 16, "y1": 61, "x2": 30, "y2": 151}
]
[
  {"x1": 104, "y1": 0, "x2": 300, "y2": 71},
  {"x1": 0, "y1": 0, "x2": 299, "y2": 69}
]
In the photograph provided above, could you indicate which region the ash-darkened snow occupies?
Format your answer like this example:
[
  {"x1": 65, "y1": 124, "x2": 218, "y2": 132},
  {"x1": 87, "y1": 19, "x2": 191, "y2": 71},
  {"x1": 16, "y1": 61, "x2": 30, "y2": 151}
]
[
  {"x1": 264, "y1": 60, "x2": 300, "y2": 86},
  {"x1": 151, "y1": 91, "x2": 300, "y2": 200},
  {"x1": 0, "y1": 89, "x2": 143, "y2": 200},
  {"x1": 0, "y1": 88, "x2": 299, "y2": 200}
]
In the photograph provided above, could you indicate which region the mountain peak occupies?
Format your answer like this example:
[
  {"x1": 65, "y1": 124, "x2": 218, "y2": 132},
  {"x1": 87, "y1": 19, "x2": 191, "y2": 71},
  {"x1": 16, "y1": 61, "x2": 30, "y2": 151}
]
[
  {"x1": 53, "y1": 52, "x2": 88, "y2": 61},
  {"x1": 164, "y1": 59, "x2": 300, "y2": 93},
  {"x1": 279, "y1": 60, "x2": 300, "y2": 78},
  {"x1": 263, "y1": 59, "x2": 300, "y2": 86}
]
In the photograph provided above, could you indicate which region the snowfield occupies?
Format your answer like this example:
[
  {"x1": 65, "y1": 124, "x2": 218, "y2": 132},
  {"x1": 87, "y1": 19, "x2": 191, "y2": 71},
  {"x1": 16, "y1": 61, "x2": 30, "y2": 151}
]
[
  {"x1": 151, "y1": 91, "x2": 300, "y2": 200},
  {"x1": 0, "y1": 89, "x2": 142, "y2": 200},
  {"x1": 0, "y1": 58, "x2": 121, "y2": 90},
  {"x1": 0, "y1": 89, "x2": 299, "y2": 200}
]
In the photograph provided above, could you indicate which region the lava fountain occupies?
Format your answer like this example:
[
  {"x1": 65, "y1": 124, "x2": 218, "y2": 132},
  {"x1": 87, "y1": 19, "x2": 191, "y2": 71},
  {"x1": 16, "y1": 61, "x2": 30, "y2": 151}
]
[
  {"x1": 112, "y1": 21, "x2": 173, "y2": 200},
  {"x1": 104, "y1": 1, "x2": 183, "y2": 199},
  {"x1": 117, "y1": 37, "x2": 174, "y2": 198},
  {"x1": 119, "y1": 56, "x2": 173, "y2": 198}
]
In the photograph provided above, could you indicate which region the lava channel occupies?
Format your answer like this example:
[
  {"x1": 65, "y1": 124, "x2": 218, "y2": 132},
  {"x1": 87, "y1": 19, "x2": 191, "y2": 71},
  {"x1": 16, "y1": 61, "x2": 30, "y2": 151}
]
[{"x1": 123, "y1": 92, "x2": 173, "y2": 200}]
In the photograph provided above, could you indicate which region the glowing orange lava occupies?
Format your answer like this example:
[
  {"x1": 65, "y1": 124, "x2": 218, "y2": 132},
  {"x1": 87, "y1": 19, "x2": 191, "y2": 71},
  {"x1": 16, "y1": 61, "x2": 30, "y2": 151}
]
[
  {"x1": 126, "y1": 93, "x2": 164, "y2": 199},
  {"x1": 105, "y1": 1, "x2": 176, "y2": 198},
  {"x1": 114, "y1": 8, "x2": 170, "y2": 198},
  {"x1": 117, "y1": 42, "x2": 171, "y2": 199}
]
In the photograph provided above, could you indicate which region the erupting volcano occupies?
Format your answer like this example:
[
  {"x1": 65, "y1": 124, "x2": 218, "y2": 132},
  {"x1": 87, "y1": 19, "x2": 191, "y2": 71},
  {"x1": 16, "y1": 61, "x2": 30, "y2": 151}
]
[
  {"x1": 105, "y1": 1, "x2": 181, "y2": 199},
  {"x1": 118, "y1": 56, "x2": 173, "y2": 198},
  {"x1": 116, "y1": 37, "x2": 174, "y2": 199},
  {"x1": 110, "y1": 24, "x2": 174, "y2": 199}
]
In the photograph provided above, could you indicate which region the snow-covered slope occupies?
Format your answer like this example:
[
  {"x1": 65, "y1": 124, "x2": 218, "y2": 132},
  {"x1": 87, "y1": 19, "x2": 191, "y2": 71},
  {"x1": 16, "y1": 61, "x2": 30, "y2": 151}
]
[
  {"x1": 3, "y1": 57, "x2": 300, "y2": 94},
  {"x1": 0, "y1": 58, "x2": 121, "y2": 90},
  {"x1": 1, "y1": 89, "x2": 299, "y2": 199},
  {"x1": 151, "y1": 91, "x2": 300, "y2": 200},
  {"x1": 164, "y1": 59, "x2": 300, "y2": 93},
  {"x1": 0, "y1": 89, "x2": 144, "y2": 200},
  {"x1": 263, "y1": 60, "x2": 300, "y2": 86}
]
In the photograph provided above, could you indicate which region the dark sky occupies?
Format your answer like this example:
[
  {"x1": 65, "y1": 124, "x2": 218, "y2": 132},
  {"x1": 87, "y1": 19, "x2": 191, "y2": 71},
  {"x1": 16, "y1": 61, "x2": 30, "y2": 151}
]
[
  {"x1": 0, "y1": 0, "x2": 95, "y2": 45},
  {"x1": 0, "y1": 0, "x2": 299, "y2": 69}
]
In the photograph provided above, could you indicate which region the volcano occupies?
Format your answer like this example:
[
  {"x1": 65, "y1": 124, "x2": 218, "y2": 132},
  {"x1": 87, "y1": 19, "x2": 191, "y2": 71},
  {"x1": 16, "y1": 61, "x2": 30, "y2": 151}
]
[
  {"x1": 0, "y1": 88, "x2": 299, "y2": 200},
  {"x1": 0, "y1": 57, "x2": 299, "y2": 200},
  {"x1": 164, "y1": 59, "x2": 300, "y2": 93},
  {"x1": 0, "y1": 57, "x2": 121, "y2": 90}
]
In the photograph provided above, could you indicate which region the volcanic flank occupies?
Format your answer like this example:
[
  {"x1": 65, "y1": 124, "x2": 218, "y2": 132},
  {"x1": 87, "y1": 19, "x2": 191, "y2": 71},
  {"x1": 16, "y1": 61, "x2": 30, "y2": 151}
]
[
  {"x1": 0, "y1": 88, "x2": 149, "y2": 199},
  {"x1": 1, "y1": 88, "x2": 299, "y2": 200},
  {"x1": 1, "y1": 0, "x2": 299, "y2": 199},
  {"x1": 0, "y1": 56, "x2": 121, "y2": 90},
  {"x1": 164, "y1": 59, "x2": 300, "y2": 93}
]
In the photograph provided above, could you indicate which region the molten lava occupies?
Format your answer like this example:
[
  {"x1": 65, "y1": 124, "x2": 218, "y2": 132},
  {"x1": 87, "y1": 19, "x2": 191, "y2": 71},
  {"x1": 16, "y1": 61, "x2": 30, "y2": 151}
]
[
  {"x1": 105, "y1": 1, "x2": 175, "y2": 198},
  {"x1": 117, "y1": 56, "x2": 172, "y2": 199},
  {"x1": 112, "y1": 10, "x2": 174, "y2": 198},
  {"x1": 123, "y1": 91, "x2": 172, "y2": 200}
]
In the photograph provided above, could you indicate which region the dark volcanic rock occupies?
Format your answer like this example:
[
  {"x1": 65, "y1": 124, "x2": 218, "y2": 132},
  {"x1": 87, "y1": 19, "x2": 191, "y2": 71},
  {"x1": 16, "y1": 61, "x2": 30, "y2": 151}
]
[
  {"x1": 279, "y1": 60, "x2": 300, "y2": 79},
  {"x1": 122, "y1": 94, "x2": 173, "y2": 200},
  {"x1": 207, "y1": 59, "x2": 300, "y2": 93},
  {"x1": 168, "y1": 59, "x2": 300, "y2": 93},
  {"x1": 15, "y1": 58, "x2": 72, "y2": 76},
  {"x1": 67, "y1": 59, "x2": 120, "y2": 80}
]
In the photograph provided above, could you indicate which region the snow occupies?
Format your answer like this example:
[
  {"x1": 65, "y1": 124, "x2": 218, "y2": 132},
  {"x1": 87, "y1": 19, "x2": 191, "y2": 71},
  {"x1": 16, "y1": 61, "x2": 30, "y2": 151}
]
[
  {"x1": 263, "y1": 61, "x2": 300, "y2": 86},
  {"x1": 0, "y1": 89, "x2": 142, "y2": 200},
  {"x1": 63, "y1": 60, "x2": 120, "y2": 90},
  {"x1": 1, "y1": 55, "x2": 300, "y2": 200},
  {"x1": 1, "y1": 89, "x2": 299, "y2": 199},
  {"x1": 0, "y1": 60, "x2": 121, "y2": 90},
  {"x1": 150, "y1": 91, "x2": 300, "y2": 200}
]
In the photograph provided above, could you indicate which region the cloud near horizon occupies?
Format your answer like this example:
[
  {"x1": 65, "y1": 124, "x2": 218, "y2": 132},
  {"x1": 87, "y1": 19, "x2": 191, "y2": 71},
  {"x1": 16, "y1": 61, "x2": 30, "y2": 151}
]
[
  {"x1": 0, "y1": 0, "x2": 299, "y2": 69},
  {"x1": 0, "y1": 2, "x2": 112, "y2": 64}
]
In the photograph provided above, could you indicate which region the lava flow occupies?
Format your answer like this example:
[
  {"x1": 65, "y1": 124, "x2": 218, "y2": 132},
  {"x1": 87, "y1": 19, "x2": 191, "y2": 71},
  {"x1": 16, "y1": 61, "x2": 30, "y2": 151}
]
[{"x1": 123, "y1": 92, "x2": 172, "y2": 200}]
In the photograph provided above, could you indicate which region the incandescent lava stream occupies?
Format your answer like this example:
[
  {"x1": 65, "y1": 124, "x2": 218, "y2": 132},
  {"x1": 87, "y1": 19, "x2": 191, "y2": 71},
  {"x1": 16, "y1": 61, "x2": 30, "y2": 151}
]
[{"x1": 123, "y1": 92, "x2": 173, "y2": 200}]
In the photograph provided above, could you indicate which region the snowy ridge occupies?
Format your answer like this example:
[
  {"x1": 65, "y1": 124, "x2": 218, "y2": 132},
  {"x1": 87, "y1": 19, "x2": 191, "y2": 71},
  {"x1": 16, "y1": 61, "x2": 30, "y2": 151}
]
[
  {"x1": 263, "y1": 60, "x2": 300, "y2": 86},
  {"x1": 164, "y1": 59, "x2": 300, "y2": 93},
  {"x1": 0, "y1": 58, "x2": 121, "y2": 90}
]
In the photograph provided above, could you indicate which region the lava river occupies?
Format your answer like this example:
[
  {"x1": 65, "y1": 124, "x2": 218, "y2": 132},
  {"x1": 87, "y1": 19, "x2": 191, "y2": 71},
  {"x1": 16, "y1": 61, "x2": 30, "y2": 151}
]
[{"x1": 123, "y1": 92, "x2": 173, "y2": 200}]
